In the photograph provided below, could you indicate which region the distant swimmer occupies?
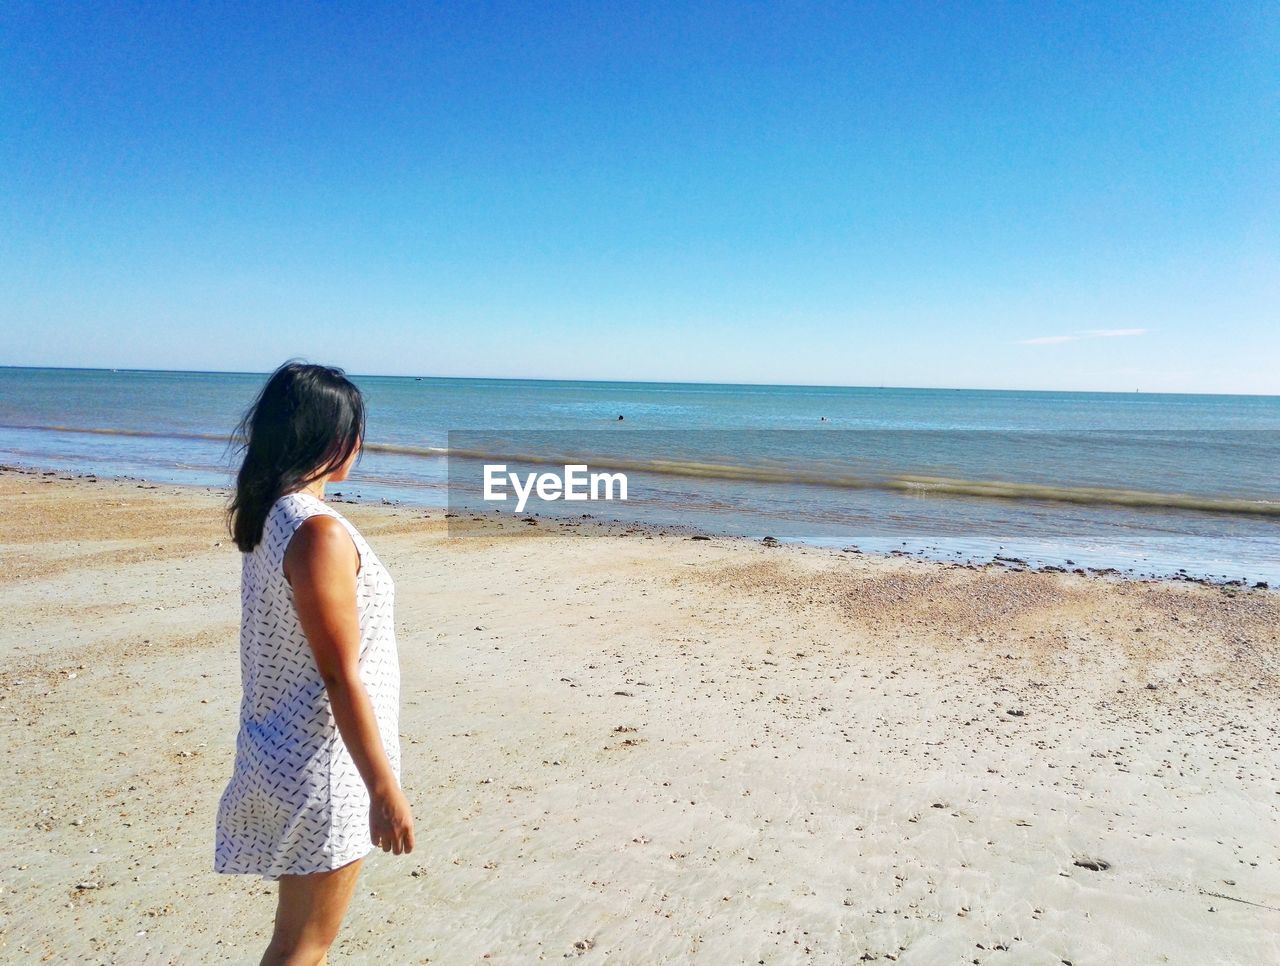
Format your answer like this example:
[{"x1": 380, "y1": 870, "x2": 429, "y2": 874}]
[
  {"x1": 617, "y1": 414, "x2": 624, "y2": 421},
  {"x1": 819, "y1": 416, "x2": 828, "y2": 422}
]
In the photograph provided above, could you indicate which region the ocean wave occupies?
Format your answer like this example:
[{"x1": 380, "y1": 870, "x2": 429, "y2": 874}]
[
  {"x1": 373, "y1": 444, "x2": 1280, "y2": 517},
  {"x1": 4, "y1": 423, "x2": 1276, "y2": 518}
]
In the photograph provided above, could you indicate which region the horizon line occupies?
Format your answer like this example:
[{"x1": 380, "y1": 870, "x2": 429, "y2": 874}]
[{"x1": 0, "y1": 363, "x2": 1275, "y2": 400}]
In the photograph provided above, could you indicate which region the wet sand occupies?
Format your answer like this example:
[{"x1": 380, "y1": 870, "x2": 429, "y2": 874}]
[{"x1": 0, "y1": 467, "x2": 1276, "y2": 963}]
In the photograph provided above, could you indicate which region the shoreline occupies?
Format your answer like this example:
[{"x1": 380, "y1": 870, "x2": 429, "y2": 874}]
[
  {"x1": 1, "y1": 468, "x2": 1277, "y2": 962},
  {"x1": 1, "y1": 461, "x2": 1272, "y2": 594}
]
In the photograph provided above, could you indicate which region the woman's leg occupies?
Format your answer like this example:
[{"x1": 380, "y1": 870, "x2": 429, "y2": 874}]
[{"x1": 260, "y1": 858, "x2": 364, "y2": 966}]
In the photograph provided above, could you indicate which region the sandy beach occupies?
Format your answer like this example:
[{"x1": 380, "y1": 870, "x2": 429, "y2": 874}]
[{"x1": 0, "y1": 467, "x2": 1276, "y2": 964}]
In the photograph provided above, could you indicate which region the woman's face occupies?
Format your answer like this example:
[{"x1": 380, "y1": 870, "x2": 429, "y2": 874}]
[{"x1": 329, "y1": 438, "x2": 362, "y2": 483}]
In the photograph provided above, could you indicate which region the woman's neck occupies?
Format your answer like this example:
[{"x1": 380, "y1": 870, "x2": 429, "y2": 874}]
[{"x1": 301, "y1": 477, "x2": 328, "y2": 500}]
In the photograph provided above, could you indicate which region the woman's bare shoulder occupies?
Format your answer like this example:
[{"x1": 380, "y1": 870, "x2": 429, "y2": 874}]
[{"x1": 283, "y1": 514, "x2": 358, "y2": 582}]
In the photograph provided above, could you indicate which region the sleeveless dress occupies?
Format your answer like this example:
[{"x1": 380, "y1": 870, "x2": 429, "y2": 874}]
[{"x1": 214, "y1": 492, "x2": 401, "y2": 880}]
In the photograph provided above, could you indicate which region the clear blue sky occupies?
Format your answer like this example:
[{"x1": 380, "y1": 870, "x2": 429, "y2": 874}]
[{"x1": 2, "y1": 2, "x2": 1276, "y2": 392}]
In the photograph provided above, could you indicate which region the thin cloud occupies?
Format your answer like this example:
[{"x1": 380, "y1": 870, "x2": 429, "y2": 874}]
[{"x1": 1016, "y1": 328, "x2": 1149, "y2": 346}]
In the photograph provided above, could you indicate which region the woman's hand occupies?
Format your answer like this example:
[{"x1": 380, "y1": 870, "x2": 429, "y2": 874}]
[{"x1": 370, "y1": 785, "x2": 415, "y2": 855}]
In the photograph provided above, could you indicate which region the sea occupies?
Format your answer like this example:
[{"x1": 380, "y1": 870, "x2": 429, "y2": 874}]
[{"x1": 2, "y1": 366, "x2": 1277, "y2": 584}]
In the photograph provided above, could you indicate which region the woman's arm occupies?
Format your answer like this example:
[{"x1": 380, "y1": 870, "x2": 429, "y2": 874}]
[{"x1": 284, "y1": 515, "x2": 415, "y2": 855}]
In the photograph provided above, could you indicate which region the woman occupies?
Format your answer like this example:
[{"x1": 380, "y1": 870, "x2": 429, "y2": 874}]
[{"x1": 215, "y1": 362, "x2": 414, "y2": 965}]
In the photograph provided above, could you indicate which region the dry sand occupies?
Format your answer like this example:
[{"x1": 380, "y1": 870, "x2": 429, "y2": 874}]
[{"x1": 0, "y1": 468, "x2": 1276, "y2": 964}]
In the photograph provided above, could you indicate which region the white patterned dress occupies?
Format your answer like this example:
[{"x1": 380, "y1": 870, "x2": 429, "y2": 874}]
[{"x1": 215, "y1": 492, "x2": 400, "y2": 879}]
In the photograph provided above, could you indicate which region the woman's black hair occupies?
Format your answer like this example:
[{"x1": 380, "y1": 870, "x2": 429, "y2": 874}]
[{"x1": 229, "y1": 361, "x2": 366, "y2": 552}]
